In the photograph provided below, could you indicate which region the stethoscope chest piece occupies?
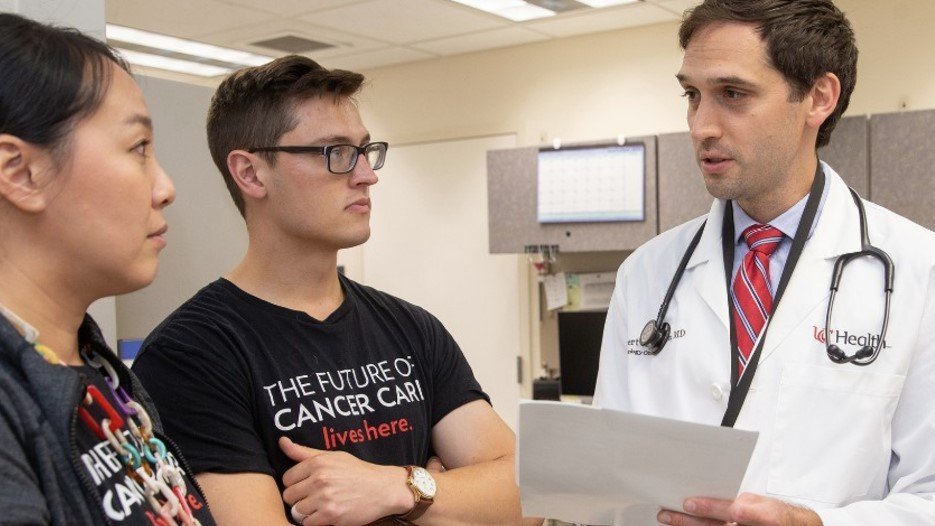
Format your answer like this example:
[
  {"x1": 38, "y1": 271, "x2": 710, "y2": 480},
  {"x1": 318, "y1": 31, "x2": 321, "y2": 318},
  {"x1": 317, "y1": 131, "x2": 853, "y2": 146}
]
[{"x1": 639, "y1": 319, "x2": 670, "y2": 355}]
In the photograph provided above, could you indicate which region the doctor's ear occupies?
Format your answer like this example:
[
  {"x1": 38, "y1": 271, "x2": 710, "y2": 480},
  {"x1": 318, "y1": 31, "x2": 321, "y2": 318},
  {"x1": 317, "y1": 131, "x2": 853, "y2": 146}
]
[
  {"x1": 805, "y1": 72, "x2": 842, "y2": 130},
  {"x1": 0, "y1": 134, "x2": 56, "y2": 213}
]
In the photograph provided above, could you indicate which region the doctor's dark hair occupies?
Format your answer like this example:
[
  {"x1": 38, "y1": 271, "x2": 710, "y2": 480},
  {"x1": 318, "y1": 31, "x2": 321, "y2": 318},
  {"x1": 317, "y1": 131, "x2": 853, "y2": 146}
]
[
  {"x1": 678, "y1": 0, "x2": 857, "y2": 148},
  {"x1": 0, "y1": 13, "x2": 130, "y2": 160},
  {"x1": 206, "y1": 55, "x2": 365, "y2": 219}
]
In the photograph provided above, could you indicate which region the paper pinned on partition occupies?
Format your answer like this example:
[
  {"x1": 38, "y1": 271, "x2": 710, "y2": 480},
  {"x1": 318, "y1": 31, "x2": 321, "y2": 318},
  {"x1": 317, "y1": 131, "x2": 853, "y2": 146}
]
[
  {"x1": 518, "y1": 401, "x2": 758, "y2": 526},
  {"x1": 543, "y1": 272, "x2": 568, "y2": 311}
]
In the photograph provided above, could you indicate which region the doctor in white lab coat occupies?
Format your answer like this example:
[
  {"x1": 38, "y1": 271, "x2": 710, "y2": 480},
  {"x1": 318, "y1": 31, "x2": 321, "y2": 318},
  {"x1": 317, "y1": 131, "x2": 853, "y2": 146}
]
[{"x1": 593, "y1": 2, "x2": 935, "y2": 526}]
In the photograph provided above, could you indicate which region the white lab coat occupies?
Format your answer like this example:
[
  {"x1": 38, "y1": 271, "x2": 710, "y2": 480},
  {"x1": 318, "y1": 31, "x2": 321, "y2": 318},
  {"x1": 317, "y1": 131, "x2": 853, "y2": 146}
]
[{"x1": 594, "y1": 163, "x2": 935, "y2": 525}]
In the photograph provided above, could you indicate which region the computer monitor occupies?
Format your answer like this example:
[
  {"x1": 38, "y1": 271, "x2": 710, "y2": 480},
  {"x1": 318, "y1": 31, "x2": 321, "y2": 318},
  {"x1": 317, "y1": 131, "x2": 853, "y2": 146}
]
[{"x1": 557, "y1": 310, "x2": 607, "y2": 397}]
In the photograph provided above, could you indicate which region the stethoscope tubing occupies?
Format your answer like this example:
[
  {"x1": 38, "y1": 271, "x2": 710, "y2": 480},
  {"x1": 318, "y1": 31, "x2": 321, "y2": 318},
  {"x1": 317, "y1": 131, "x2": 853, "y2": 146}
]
[{"x1": 643, "y1": 181, "x2": 893, "y2": 367}]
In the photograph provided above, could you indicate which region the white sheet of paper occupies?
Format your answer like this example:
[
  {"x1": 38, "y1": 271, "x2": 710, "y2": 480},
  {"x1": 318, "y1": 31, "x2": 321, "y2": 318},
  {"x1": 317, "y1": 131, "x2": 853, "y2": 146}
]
[
  {"x1": 543, "y1": 272, "x2": 568, "y2": 311},
  {"x1": 518, "y1": 401, "x2": 758, "y2": 526}
]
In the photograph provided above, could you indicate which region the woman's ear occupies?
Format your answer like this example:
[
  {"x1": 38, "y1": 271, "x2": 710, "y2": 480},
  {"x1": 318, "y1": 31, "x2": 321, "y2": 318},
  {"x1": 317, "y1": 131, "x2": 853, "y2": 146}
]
[{"x1": 0, "y1": 134, "x2": 54, "y2": 213}]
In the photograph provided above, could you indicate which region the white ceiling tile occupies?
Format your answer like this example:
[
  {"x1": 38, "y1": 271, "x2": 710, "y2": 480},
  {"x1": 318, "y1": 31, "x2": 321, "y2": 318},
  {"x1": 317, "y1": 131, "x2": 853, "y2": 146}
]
[
  {"x1": 299, "y1": 0, "x2": 508, "y2": 45},
  {"x1": 322, "y1": 46, "x2": 436, "y2": 71},
  {"x1": 105, "y1": 0, "x2": 276, "y2": 38},
  {"x1": 217, "y1": 0, "x2": 363, "y2": 17},
  {"x1": 412, "y1": 26, "x2": 548, "y2": 56},
  {"x1": 196, "y1": 19, "x2": 387, "y2": 60},
  {"x1": 526, "y1": 2, "x2": 678, "y2": 37}
]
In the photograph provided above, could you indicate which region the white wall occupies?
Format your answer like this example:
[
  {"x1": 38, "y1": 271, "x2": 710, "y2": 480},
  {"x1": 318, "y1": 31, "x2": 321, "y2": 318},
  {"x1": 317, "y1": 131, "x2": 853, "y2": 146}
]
[
  {"x1": 356, "y1": 0, "x2": 935, "y2": 147},
  {"x1": 361, "y1": 134, "x2": 524, "y2": 429},
  {"x1": 844, "y1": 0, "x2": 935, "y2": 115},
  {"x1": 357, "y1": 21, "x2": 685, "y2": 148}
]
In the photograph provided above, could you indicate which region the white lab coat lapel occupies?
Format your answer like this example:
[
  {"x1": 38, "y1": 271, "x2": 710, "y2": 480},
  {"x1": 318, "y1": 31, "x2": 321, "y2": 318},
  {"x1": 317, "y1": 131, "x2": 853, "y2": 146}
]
[
  {"x1": 757, "y1": 165, "x2": 863, "y2": 365},
  {"x1": 688, "y1": 198, "x2": 731, "y2": 330}
]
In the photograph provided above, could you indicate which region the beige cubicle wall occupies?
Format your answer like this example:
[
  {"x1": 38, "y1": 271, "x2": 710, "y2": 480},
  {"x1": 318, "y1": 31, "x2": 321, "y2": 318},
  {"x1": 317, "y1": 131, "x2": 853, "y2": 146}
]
[
  {"x1": 489, "y1": 115, "x2": 875, "y2": 255},
  {"x1": 871, "y1": 109, "x2": 935, "y2": 232},
  {"x1": 657, "y1": 131, "x2": 707, "y2": 233},
  {"x1": 487, "y1": 136, "x2": 658, "y2": 253},
  {"x1": 821, "y1": 115, "x2": 871, "y2": 197}
]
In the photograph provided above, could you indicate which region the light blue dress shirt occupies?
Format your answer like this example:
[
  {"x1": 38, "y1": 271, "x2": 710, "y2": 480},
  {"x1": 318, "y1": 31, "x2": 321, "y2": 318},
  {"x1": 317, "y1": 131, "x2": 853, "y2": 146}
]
[{"x1": 731, "y1": 170, "x2": 831, "y2": 296}]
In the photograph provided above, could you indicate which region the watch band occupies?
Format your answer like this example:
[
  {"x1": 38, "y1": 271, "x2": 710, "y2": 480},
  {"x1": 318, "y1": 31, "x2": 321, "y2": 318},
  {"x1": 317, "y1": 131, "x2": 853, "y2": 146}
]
[{"x1": 395, "y1": 496, "x2": 431, "y2": 524}]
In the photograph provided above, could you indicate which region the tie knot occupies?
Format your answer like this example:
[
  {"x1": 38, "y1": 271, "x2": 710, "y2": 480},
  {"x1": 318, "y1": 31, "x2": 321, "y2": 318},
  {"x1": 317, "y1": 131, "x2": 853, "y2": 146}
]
[{"x1": 742, "y1": 224, "x2": 783, "y2": 255}]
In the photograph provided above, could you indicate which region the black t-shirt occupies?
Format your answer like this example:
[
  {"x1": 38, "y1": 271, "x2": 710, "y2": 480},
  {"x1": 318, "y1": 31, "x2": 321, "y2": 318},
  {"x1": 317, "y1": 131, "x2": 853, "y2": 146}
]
[
  {"x1": 71, "y1": 364, "x2": 213, "y2": 525},
  {"x1": 133, "y1": 276, "x2": 489, "y2": 497}
]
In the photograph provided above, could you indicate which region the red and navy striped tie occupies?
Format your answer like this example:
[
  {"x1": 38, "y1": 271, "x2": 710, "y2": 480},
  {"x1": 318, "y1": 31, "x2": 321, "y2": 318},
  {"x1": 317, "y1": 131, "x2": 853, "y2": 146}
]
[{"x1": 731, "y1": 224, "x2": 783, "y2": 380}]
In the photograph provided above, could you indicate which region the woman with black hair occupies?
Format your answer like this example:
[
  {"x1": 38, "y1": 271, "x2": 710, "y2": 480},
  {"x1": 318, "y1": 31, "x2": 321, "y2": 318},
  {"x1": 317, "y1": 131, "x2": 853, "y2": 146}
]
[{"x1": 0, "y1": 13, "x2": 216, "y2": 525}]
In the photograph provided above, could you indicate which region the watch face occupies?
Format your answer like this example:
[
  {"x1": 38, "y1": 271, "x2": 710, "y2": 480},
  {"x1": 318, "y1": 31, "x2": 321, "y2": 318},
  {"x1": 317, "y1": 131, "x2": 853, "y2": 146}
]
[{"x1": 410, "y1": 466, "x2": 437, "y2": 498}]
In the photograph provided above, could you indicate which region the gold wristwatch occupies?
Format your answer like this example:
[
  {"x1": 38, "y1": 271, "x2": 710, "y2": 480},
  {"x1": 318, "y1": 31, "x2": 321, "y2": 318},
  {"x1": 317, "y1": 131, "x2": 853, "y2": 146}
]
[{"x1": 395, "y1": 465, "x2": 436, "y2": 524}]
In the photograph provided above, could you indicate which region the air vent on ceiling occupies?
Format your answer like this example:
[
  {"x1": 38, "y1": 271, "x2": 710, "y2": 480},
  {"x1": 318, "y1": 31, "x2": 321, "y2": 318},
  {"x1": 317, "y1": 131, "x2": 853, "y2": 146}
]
[
  {"x1": 250, "y1": 35, "x2": 335, "y2": 53},
  {"x1": 525, "y1": 0, "x2": 588, "y2": 13}
]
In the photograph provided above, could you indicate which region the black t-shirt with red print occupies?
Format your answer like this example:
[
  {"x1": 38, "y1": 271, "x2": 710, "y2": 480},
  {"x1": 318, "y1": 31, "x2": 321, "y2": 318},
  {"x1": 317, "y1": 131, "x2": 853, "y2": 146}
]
[{"x1": 133, "y1": 275, "x2": 489, "y2": 517}]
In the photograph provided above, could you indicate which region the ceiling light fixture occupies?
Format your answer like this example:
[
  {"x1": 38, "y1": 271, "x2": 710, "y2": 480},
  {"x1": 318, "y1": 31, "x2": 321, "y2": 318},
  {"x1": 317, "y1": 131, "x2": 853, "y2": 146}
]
[
  {"x1": 106, "y1": 24, "x2": 274, "y2": 68},
  {"x1": 450, "y1": 0, "x2": 555, "y2": 21},
  {"x1": 114, "y1": 48, "x2": 232, "y2": 77},
  {"x1": 577, "y1": 0, "x2": 640, "y2": 7}
]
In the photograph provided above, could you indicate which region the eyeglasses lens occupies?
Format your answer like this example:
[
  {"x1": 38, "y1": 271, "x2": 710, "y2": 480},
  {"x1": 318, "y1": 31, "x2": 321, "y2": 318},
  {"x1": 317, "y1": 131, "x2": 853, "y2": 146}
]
[
  {"x1": 329, "y1": 146, "x2": 356, "y2": 173},
  {"x1": 365, "y1": 143, "x2": 386, "y2": 170},
  {"x1": 327, "y1": 143, "x2": 387, "y2": 174}
]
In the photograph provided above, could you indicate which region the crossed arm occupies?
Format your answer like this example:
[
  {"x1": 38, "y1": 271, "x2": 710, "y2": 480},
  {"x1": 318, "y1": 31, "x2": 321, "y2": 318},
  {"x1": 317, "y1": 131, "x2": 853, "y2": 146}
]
[{"x1": 197, "y1": 400, "x2": 533, "y2": 526}]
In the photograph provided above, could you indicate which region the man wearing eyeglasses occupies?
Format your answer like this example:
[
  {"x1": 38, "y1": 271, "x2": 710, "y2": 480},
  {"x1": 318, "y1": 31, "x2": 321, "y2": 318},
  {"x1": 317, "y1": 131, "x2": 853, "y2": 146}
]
[{"x1": 132, "y1": 55, "x2": 526, "y2": 526}]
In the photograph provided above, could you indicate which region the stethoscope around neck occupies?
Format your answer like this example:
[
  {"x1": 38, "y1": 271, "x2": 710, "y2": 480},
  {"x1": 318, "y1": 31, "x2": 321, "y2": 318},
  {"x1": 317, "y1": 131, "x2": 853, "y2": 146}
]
[
  {"x1": 824, "y1": 189, "x2": 894, "y2": 365},
  {"x1": 639, "y1": 177, "x2": 894, "y2": 367}
]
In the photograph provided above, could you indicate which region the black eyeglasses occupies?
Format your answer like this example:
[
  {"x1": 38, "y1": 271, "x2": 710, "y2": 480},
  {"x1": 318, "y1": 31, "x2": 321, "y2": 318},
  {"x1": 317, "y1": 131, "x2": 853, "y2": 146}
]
[{"x1": 248, "y1": 142, "x2": 389, "y2": 174}]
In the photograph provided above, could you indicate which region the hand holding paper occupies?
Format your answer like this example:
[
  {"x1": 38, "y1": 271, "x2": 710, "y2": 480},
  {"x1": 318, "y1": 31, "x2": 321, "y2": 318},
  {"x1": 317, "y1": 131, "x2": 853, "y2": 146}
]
[{"x1": 657, "y1": 493, "x2": 822, "y2": 526}]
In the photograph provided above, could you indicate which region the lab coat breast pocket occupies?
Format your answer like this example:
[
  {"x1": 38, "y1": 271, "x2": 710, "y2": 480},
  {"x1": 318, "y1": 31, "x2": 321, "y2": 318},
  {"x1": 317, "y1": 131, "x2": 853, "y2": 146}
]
[{"x1": 766, "y1": 362, "x2": 903, "y2": 504}]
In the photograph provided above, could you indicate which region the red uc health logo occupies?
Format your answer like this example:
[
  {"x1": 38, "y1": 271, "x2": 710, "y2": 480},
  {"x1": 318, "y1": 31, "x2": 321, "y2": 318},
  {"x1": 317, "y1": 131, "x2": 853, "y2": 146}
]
[{"x1": 813, "y1": 326, "x2": 833, "y2": 344}]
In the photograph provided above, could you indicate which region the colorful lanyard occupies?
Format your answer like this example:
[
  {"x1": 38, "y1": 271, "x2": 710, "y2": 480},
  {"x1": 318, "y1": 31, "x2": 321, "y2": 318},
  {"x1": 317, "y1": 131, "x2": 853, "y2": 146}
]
[{"x1": 0, "y1": 304, "x2": 201, "y2": 526}]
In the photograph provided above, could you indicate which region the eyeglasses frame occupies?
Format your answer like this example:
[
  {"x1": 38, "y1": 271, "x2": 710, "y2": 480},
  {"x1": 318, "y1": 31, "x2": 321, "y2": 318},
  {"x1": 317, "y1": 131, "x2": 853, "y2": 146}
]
[{"x1": 248, "y1": 141, "x2": 389, "y2": 174}]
